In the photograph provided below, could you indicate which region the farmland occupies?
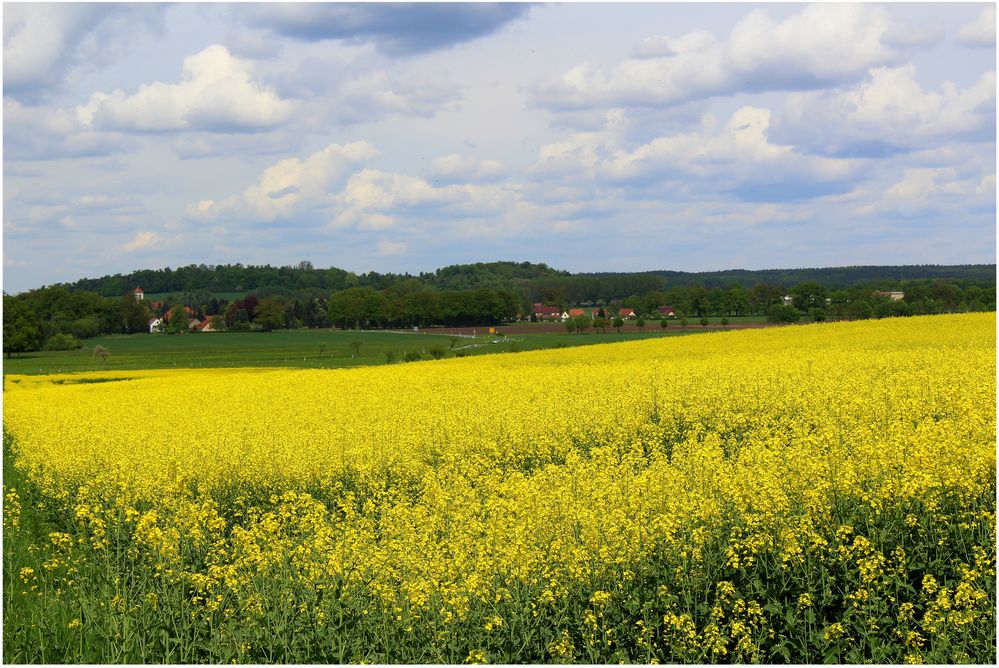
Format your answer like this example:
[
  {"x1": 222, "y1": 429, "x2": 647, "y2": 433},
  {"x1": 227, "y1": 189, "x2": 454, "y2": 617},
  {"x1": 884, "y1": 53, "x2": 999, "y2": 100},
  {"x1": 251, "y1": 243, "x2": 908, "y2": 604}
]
[
  {"x1": 2, "y1": 313, "x2": 995, "y2": 663},
  {"x1": 1, "y1": 326, "x2": 716, "y2": 376}
]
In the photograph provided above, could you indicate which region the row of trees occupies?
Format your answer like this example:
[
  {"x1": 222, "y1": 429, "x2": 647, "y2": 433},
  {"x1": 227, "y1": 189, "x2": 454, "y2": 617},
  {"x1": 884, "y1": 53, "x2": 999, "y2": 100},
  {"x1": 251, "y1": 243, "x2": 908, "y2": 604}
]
[
  {"x1": 3, "y1": 273, "x2": 995, "y2": 357},
  {"x1": 213, "y1": 286, "x2": 521, "y2": 331},
  {"x1": 537, "y1": 280, "x2": 994, "y2": 320}
]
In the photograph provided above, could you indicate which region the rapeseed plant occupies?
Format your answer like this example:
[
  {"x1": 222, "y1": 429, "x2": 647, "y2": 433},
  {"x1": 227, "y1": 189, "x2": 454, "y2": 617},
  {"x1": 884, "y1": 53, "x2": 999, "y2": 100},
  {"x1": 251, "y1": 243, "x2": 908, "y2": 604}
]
[{"x1": 2, "y1": 313, "x2": 995, "y2": 663}]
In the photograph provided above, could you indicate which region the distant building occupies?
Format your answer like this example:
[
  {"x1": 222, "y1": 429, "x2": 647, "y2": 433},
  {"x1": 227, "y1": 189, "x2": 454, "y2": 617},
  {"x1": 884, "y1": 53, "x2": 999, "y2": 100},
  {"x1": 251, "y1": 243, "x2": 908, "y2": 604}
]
[
  {"x1": 133, "y1": 287, "x2": 144, "y2": 300},
  {"x1": 196, "y1": 315, "x2": 220, "y2": 332},
  {"x1": 619, "y1": 308, "x2": 636, "y2": 319},
  {"x1": 148, "y1": 317, "x2": 162, "y2": 333},
  {"x1": 875, "y1": 290, "x2": 905, "y2": 301},
  {"x1": 657, "y1": 306, "x2": 676, "y2": 317},
  {"x1": 532, "y1": 303, "x2": 562, "y2": 320},
  {"x1": 782, "y1": 295, "x2": 793, "y2": 306},
  {"x1": 568, "y1": 308, "x2": 586, "y2": 318}
]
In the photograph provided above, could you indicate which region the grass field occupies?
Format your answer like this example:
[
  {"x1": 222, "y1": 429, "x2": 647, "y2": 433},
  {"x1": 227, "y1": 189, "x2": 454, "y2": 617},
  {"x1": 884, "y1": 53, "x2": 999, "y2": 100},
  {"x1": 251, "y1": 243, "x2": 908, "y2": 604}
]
[{"x1": 1, "y1": 327, "x2": 705, "y2": 376}]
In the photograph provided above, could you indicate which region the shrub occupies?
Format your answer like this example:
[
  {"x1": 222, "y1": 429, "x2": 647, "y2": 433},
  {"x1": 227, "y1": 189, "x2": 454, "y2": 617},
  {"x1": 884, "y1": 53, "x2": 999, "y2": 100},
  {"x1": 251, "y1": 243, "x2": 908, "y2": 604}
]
[
  {"x1": 402, "y1": 350, "x2": 423, "y2": 363},
  {"x1": 766, "y1": 304, "x2": 802, "y2": 323},
  {"x1": 44, "y1": 333, "x2": 83, "y2": 351}
]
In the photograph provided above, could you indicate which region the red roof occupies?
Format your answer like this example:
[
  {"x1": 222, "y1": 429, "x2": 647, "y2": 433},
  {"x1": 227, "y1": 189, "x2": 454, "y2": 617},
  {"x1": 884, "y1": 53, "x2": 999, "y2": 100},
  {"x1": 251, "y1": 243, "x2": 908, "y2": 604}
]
[
  {"x1": 533, "y1": 305, "x2": 561, "y2": 316},
  {"x1": 620, "y1": 308, "x2": 636, "y2": 316},
  {"x1": 657, "y1": 306, "x2": 675, "y2": 315},
  {"x1": 133, "y1": 287, "x2": 143, "y2": 293},
  {"x1": 196, "y1": 315, "x2": 218, "y2": 331},
  {"x1": 568, "y1": 308, "x2": 586, "y2": 317}
]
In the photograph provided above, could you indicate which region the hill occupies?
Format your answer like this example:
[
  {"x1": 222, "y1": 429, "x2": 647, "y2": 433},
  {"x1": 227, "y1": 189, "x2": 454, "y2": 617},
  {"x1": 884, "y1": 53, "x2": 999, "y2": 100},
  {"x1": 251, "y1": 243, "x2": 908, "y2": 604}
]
[{"x1": 46, "y1": 261, "x2": 996, "y2": 299}]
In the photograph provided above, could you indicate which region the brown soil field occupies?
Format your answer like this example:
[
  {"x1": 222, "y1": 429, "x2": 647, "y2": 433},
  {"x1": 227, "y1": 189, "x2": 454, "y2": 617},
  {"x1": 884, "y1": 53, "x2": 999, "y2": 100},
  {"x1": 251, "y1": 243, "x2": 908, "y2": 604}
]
[{"x1": 397, "y1": 322, "x2": 786, "y2": 336}]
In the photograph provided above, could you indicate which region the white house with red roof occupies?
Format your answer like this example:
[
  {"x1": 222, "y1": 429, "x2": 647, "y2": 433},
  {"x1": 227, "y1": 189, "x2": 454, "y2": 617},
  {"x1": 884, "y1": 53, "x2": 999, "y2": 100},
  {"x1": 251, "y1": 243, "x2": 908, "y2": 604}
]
[
  {"x1": 133, "y1": 287, "x2": 144, "y2": 300},
  {"x1": 619, "y1": 307, "x2": 636, "y2": 319}
]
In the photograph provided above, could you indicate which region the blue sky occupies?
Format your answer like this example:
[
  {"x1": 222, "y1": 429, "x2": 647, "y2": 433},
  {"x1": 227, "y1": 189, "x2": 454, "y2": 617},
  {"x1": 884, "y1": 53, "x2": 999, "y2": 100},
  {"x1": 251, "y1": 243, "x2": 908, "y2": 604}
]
[{"x1": 3, "y1": 2, "x2": 996, "y2": 293}]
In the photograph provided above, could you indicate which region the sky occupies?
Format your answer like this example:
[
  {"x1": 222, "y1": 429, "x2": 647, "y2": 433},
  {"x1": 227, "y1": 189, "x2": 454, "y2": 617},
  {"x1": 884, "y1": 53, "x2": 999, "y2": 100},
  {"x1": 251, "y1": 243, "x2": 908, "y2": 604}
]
[{"x1": 2, "y1": 2, "x2": 996, "y2": 293}]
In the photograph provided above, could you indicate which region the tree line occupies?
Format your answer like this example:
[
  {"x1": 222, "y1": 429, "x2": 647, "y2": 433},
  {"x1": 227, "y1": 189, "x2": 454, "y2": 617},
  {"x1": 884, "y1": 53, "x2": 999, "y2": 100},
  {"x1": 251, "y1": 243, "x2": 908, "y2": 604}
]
[
  {"x1": 3, "y1": 263, "x2": 995, "y2": 357},
  {"x1": 47, "y1": 261, "x2": 996, "y2": 302}
]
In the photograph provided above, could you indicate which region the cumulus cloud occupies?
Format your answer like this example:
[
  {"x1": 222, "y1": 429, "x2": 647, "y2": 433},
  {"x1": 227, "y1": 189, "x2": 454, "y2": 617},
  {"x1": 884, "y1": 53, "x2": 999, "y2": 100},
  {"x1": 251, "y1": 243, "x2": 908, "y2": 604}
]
[
  {"x1": 957, "y1": 6, "x2": 996, "y2": 48},
  {"x1": 120, "y1": 231, "x2": 164, "y2": 253},
  {"x1": 855, "y1": 168, "x2": 996, "y2": 217},
  {"x1": 75, "y1": 45, "x2": 295, "y2": 133},
  {"x1": 3, "y1": 98, "x2": 132, "y2": 160},
  {"x1": 632, "y1": 35, "x2": 675, "y2": 59},
  {"x1": 430, "y1": 154, "x2": 509, "y2": 183},
  {"x1": 774, "y1": 65, "x2": 997, "y2": 156},
  {"x1": 530, "y1": 4, "x2": 900, "y2": 110},
  {"x1": 529, "y1": 106, "x2": 860, "y2": 202},
  {"x1": 333, "y1": 169, "x2": 494, "y2": 229},
  {"x1": 189, "y1": 140, "x2": 520, "y2": 236},
  {"x1": 241, "y1": 3, "x2": 530, "y2": 56},
  {"x1": 3, "y1": 3, "x2": 165, "y2": 100},
  {"x1": 189, "y1": 141, "x2": 379, "y2": 221}
]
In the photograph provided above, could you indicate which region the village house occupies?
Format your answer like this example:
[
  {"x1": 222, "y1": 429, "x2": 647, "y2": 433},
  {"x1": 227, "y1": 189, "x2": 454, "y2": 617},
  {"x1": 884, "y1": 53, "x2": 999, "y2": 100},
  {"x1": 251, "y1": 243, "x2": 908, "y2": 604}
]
[
  {"x1": 567, "y1": 308, "x2": 587, "y2": 318},
  {"x1": 196, "y1": 315, "x2": 220, "y2": 332},
  {"x1": 532, "y1": 303, "x2": 562, "y2": 320},
  {"x1": 874, "y1": 290, "x2": 905, "y2": 301},
  {"x1": 148, "y1": 317, "x2": 162, "y2": 333},
  {"x1": 133, "y1": 287, "x2": 144, "y2": 300},
  {"x1": 657, "y1": 305, "x2": 677, "y2": 317},
  {"x1": 619, "y1": 307, "x2": 636, "y2": 319}
]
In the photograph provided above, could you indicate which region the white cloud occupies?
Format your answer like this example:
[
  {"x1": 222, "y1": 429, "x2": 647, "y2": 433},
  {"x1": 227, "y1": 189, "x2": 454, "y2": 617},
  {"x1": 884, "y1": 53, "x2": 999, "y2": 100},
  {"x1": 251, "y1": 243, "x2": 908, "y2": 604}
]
[
  {"x1": 3, "y1": 98, "x2": 135, "y2": 160},
  {"x1": 376, "y1": 240, "x2": 408, "y2": 256},
  {"x1": 333, "y1": 169, "x2": 471, "y2": 229},
  {"x1": 529, "y1": 106, "x2": 860, "y2": 202},
  {"x1": 327, "y1": 168, "x2": 520, "y2": 232},
  {"x1": 333, "y1": 70, "x2": 460, "y2": 123},
  {"x1": 632, "y1": 35, "x2": 675, "y2": 59},
  {"x1": 120, "y1": 231, "x2": 163, "y2": 253},
  {"x1": 3, "y1": 4, "x2": 165, "y2": 99},
  {"x1": 883, "y1": 17, "x2": 944, "y2": 48},
  {"x1": 3, "y1": 254, "x2": 29, "y2": 269},
  {"x1": 430, "y1": 154, "x2": 509, "y2": 183},
  {"x1": 530, "y1": 4, "x2": 899, "y2": 110},
  {"x1": 775, "y1": 65, "x2": 997, "y2": 155},
  {"x1": 189, "y1": 141, "x2": 379, "y2": 221},
  {"x1": 76, "y1": 45, "x2": 295, "y2": 132},
  {"x1": 957, "y1": 7, "x2": 996, "y2": 47},
  {"x1": 855, "y1": 168, "x2": 995, "y2": 217}
]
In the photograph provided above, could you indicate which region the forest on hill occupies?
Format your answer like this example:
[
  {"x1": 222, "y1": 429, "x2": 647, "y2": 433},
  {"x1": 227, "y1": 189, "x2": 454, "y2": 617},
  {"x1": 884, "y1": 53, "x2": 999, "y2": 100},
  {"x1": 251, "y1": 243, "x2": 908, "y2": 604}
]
[{"x1": 45, "y1": 261, "x2": 998, "y2": 300}]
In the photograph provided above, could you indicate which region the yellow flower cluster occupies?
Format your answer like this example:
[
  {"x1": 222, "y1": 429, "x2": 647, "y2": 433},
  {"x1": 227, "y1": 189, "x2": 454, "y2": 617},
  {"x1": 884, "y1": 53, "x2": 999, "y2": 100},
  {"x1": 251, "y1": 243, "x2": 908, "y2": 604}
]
[{"x1": 3, "y1": 313, "x2": 995, "y2": 647}]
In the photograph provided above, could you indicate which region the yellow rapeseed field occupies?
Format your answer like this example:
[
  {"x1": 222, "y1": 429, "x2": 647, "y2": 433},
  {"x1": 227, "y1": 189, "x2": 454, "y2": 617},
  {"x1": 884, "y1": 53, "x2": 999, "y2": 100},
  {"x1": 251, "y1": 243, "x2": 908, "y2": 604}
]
[{"x1": 3, "y1": 313, "x2": 995, "y2": 663}]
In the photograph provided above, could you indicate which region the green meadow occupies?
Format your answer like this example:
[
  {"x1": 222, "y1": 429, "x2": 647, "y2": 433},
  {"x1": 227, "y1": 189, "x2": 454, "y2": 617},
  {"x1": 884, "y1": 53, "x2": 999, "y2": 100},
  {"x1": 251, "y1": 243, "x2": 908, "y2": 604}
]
[{"x1": 1, "y1": 327, "x2": 708, "y2": 376}]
